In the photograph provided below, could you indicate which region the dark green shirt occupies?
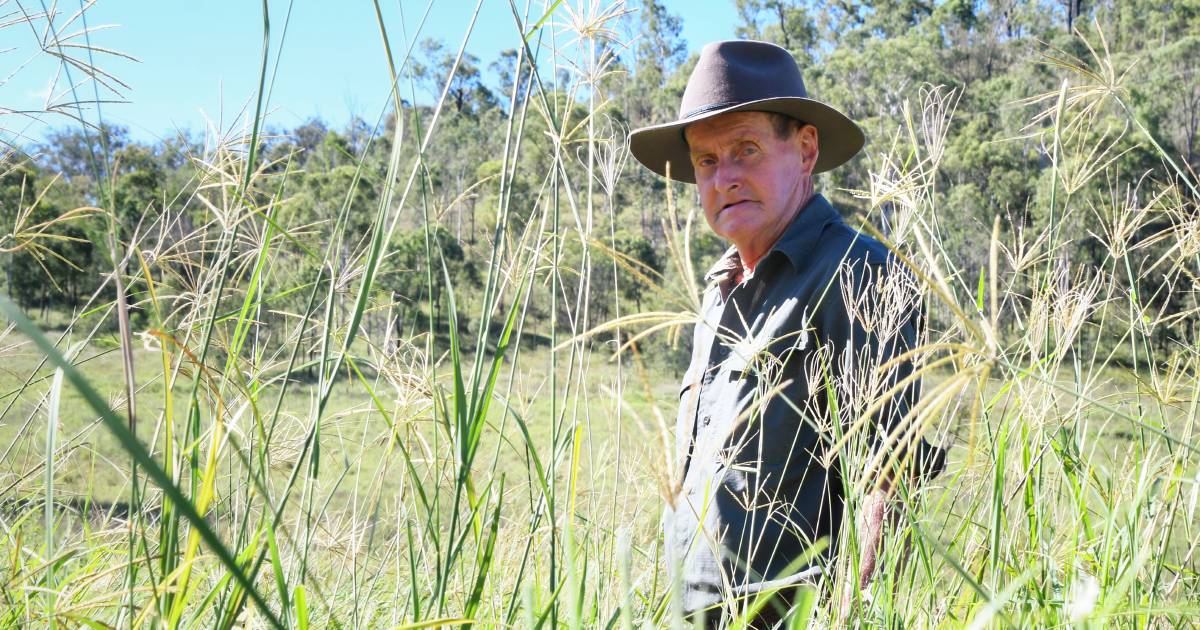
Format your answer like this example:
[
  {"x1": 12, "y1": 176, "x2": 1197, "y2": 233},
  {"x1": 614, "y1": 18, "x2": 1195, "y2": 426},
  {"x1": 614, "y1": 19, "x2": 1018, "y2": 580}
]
[{"x1": 666, "y1": 194, "x2": 944, "y2": 614}]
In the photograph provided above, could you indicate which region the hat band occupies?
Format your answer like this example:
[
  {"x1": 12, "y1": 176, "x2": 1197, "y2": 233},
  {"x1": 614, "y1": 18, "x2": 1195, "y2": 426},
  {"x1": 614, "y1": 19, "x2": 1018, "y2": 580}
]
[{"x1": 680, "y1": 100, "x2": 740, "y2": 120}]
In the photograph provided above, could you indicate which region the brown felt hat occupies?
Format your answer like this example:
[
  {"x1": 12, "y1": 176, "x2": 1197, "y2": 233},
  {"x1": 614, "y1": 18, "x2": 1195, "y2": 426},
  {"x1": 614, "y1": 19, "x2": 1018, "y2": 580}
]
[{"x1": 629, "y1": 39, "x2": 864, "y2": 184}]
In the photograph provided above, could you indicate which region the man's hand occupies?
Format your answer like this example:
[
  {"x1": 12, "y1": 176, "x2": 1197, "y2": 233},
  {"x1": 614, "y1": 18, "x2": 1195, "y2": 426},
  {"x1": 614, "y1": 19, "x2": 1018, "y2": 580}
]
[
  {"x1": 837, "y1": 488, "x2": 891, "y2": 626},
  {"x1": 855, "y1": 488, "x2": 890, "y2": 588}
]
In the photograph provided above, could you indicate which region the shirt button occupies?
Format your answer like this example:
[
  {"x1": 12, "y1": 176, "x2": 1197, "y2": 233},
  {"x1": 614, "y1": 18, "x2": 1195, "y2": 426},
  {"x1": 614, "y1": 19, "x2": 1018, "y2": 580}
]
[{"x1": 702, "y1": 415, "x2": 711, "y2": 426}]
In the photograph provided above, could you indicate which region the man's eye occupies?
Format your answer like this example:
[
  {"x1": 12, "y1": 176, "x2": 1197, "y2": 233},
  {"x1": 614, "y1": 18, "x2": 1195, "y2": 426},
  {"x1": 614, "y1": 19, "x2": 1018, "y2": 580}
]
[
  {"x1": 698, "y1": 157, "x2": 716, "y2": 167},
  {"x1": 741, "y1": 146, "x2": 758, "y2": 157}
]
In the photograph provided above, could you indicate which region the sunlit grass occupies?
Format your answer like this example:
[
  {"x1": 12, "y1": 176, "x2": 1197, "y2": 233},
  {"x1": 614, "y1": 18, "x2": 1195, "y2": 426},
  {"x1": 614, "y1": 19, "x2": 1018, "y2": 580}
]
[{"x1": 1, "y1": 2, "x2": 1199, "y2": 629}]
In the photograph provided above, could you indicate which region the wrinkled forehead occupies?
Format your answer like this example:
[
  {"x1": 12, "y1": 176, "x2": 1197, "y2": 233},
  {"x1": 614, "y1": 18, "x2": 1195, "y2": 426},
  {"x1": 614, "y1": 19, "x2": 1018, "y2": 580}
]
[{"x1": 683, "y1": 111, "x2": 776, "y2": 149}]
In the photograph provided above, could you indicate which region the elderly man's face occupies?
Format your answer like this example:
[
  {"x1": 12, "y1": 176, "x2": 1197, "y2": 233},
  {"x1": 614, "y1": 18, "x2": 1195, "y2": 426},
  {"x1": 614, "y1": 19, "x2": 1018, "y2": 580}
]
[{"x1": 685, "y1": 111, "x2": 818, "y2": 266}]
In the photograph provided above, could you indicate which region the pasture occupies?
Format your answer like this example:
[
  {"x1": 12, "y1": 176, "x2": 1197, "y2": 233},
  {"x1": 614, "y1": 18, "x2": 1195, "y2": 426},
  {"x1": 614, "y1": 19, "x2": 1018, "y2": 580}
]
[{"x1": 2, "y1": 0, "x2": 1199, "y2": 627}]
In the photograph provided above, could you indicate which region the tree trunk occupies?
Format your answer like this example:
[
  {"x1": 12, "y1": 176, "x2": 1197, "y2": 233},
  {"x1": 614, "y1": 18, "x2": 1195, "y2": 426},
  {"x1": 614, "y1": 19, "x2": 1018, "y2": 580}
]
[
  {"x1": 469, "y1": 198, "x2": 477, "y2": 244},
  {"x1": 1065, "y1": 0, "x2": 1081, "y2": 31}
]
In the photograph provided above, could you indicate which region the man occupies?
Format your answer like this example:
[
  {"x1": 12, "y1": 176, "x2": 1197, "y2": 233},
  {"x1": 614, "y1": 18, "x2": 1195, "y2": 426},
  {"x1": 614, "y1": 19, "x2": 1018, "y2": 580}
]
[{"x1": 628, "y1": 40, "x2": 945, "y2": 627}]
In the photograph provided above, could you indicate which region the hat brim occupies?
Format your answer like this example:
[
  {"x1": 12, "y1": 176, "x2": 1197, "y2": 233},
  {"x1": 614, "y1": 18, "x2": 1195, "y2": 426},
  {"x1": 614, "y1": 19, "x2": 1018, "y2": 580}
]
[{"x1": 628, "y1": 97, "x2": 864, "y2": 184}]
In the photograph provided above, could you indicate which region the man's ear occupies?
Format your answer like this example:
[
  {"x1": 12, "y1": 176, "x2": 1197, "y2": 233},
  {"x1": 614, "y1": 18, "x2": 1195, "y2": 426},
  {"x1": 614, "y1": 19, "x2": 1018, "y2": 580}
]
[{"x1": 796, "y1": 124, "x2": 820, "y2": 174}]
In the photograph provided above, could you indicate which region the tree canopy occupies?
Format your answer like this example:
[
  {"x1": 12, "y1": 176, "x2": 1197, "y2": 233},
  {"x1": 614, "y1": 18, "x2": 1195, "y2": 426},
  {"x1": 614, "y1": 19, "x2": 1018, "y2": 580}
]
[{"x1": 4, "y1": 0, "x2": 1197, "y2": 359}]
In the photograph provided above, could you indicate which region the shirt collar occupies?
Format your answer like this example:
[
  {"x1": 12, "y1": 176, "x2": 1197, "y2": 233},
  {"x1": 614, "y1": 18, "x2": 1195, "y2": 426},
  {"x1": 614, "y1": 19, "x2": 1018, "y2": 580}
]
[
  {"x1": 768, "y1": 193, "x2": 843, "y2": 272},
  {"x1": 703, "y1": 245, "x2": 742, "y2": 298},
  {"x1": 704, "y1": 245, "x2": 741, "y2": 282},
  {"x1": 703, "y1": 193, "x2": 843, "y2": 284}
]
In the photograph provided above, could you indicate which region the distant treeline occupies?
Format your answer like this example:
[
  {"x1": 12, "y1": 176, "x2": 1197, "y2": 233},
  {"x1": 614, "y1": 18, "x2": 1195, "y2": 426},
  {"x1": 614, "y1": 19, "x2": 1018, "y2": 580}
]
[{"x1": 2, "y1": 0, "x2": 1197, "y2": 361}]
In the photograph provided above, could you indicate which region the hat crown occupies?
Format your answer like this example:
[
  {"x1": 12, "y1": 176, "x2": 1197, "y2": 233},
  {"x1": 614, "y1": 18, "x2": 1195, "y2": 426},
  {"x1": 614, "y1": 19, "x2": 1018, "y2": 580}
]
[
  {"x1": 679, "y1": 40, "x2": 808, "y2": 120},
  {"x1": 628, "y1": 38, "x2": 863, "y2": 183}
]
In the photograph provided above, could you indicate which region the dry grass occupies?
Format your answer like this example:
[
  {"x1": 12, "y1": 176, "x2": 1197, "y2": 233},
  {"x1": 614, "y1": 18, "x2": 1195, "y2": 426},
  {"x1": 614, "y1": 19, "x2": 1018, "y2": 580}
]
[{"x1": 1, "y1": 3, "x2": 1198, "y2": 628}]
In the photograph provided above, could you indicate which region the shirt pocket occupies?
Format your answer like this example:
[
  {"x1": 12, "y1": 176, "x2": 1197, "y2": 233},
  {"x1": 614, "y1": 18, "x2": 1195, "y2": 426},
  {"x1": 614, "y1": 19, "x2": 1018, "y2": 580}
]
[
  {"x1": 722, "y1": 348, "x2": 780, "y2": 388},
  {"x1": 720, "y1": 347, "x2": 820, "y2": 472}
]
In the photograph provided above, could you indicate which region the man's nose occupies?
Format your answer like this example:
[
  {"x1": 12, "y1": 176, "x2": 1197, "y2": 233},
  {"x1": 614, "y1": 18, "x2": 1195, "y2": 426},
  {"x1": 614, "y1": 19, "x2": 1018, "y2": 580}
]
[{"x1": 714, "y1": 163, "x2": 742, "y2": 192}]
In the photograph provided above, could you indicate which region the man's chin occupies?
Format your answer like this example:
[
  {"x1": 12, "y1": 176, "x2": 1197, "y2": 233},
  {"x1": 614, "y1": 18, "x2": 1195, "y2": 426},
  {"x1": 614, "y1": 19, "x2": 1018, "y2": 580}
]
[{"x1": 710, "y1": 224, "x2": 758, "y2": 252}]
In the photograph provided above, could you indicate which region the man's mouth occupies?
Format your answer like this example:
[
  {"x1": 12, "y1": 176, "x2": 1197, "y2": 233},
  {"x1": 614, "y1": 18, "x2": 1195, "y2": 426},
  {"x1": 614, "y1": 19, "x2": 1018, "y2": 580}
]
[{"x1": 720, "y1": 200, "x2": 754, "y2": 213}]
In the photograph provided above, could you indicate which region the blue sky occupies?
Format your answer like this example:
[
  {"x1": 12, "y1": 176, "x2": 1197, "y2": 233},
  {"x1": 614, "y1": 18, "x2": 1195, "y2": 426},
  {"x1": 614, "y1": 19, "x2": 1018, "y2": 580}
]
[{"x1": 4, "y1": 1, "x2": 738, "y2": 145}]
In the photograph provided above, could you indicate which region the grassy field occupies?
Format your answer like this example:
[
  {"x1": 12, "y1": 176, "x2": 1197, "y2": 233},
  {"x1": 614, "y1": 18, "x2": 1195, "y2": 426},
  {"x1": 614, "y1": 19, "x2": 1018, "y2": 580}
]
[
  {"x1": 3, "y1": 310, "x2": 1196, "y2": 628},
  {"x1": 3, "y1": 1, "x2": 1200, "y2": 628},
  {"x1": 0, "y1": 333, "x2": 671, "y2": 505},
  {"x1": 0, "y1": 323, "x2": 682, "y2": 627}
]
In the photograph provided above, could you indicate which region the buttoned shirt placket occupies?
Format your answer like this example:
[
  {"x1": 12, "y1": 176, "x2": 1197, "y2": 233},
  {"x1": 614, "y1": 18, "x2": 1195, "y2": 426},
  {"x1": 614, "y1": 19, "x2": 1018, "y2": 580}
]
[{"x1": 681, "y1": 262, "x2": 770, "y2": 483}]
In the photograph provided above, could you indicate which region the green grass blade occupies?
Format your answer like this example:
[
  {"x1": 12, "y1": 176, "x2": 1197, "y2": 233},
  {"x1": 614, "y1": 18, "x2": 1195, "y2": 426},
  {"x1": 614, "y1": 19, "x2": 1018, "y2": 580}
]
[
  {"x1": 294, "y1": 584, "x2": 308, "y2": 630},
  {"x1": 44, "y1": 350, "x2": 67, "y2": 630},
  {"x1": 0, "y1": 295, "x2": 287, "y2": 630},
  {"x1": 523, "y1": 0, "x2": 563, "y2": 41},
  {"x1": 266, "y1": 518, "x2": 290, "y2": 620},
  {"x1": 463, "y1": 481, "x2": 504, "y2": 623}
]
